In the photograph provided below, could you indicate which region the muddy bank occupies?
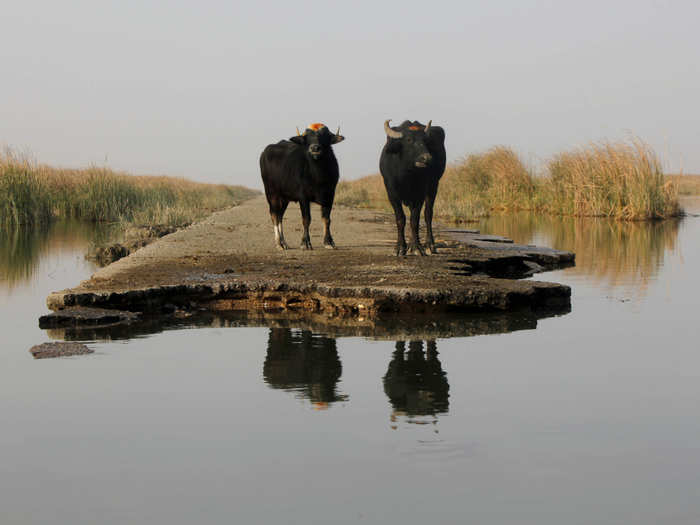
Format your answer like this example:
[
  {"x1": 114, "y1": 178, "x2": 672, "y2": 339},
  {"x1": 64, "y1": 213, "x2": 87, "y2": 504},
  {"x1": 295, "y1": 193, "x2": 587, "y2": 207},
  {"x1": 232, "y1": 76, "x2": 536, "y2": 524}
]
[
  {"x1": 46, "y1": 196, "x2": 574, "y2": 319},
  {"x1": 86, "y1": 225, "x2": 179, "y2": 266}
]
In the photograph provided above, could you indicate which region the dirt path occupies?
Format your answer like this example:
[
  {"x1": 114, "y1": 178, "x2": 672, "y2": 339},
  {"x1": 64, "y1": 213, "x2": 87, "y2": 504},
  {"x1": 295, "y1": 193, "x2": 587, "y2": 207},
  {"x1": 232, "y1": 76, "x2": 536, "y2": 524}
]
[{"x1": 47, "y1": 195, "x2": 574, "y2": 316}]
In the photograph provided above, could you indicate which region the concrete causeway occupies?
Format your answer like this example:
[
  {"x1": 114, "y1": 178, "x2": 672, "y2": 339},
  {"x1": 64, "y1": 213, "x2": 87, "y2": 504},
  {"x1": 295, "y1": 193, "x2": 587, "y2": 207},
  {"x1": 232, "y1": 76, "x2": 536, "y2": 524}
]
[{"x1": 46, "y1": 196, "x2": 575, "y2": 319}]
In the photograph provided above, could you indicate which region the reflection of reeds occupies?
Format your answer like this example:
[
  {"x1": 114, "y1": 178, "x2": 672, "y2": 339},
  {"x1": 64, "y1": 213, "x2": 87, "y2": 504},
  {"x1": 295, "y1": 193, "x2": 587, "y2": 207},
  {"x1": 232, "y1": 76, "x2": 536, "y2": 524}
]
[
  {"x1": 335, "y1": 139, "x2": 680, "y2": 221},
  {"x1": 0, "y1": 222, "x2": 113, "y2": 288},
  {"x1": 0, "y1": 151, "x2": 258, "y2": 227},
  {"x1": 542, "y1": 218, "x2": 680, "y2": 290},
  {"x1": 478, "y1": 212, "x2": 681, "y2": 291}
]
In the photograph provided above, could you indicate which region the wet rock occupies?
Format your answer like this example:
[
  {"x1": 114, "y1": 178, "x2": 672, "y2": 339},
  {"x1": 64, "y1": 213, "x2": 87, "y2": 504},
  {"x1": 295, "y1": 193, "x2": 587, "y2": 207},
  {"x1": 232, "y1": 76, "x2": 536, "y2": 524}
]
[
  {"x1": 39, "y1": 307, "x2": 140, "y2": 329},
  {"x1": 89, "y1": 243, "x2": 130, "y2": 265},
  {"x1": 87, "y1": 225, "x2": 179, "y2": 266},
  {"x1": 29, "y1": 342, "x2": 93, "y2": 359}
]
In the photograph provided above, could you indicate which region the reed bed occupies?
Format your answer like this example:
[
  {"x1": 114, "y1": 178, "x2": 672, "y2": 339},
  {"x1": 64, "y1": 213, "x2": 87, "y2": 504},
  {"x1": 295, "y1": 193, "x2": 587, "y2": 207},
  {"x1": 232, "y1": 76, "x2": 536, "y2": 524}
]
[
  {"x1": 335, "y1": 139, "x2": 680, "y2": 222},
  {"x1": 544, "y1": 140, "x2": 678, "y2": 219},
  {"x1": 334, "y1": 173, "x2": 391, "y2": 212},
  {"x1": 0, "y1": 151, "x2": 258, "y2": 228},
  {"x1": 434, "y1": 146, "x2": 538, "y2": 221}
]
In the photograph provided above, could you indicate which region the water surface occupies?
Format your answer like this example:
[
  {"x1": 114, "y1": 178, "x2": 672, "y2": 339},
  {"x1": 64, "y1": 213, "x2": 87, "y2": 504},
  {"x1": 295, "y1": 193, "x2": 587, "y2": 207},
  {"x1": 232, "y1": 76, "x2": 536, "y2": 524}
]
[{"x1": 1, "y1": 203, "x2": 699, "y2": 525}]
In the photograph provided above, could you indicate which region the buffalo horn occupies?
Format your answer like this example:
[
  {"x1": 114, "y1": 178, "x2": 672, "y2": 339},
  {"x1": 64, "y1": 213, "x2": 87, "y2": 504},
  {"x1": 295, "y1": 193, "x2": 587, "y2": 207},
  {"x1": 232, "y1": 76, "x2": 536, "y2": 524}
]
[
  {"x1": 336, "y1": 126, "x2": 341, "y2": 136},
  {"x1": 296, "y1": 127, "x2": 301, "y2": 136},
  {"x1": 424, "y1": 120, "x2": 432, "y2": 133},
  {"x1": 384, "y1": 120, "x2": 403, "y2": 139}
]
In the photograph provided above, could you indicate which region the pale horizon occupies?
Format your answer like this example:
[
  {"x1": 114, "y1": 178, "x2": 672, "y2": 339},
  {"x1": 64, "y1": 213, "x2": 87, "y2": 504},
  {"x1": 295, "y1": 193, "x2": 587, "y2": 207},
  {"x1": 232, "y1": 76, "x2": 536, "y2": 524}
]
[{"x1": 2, "y1": 0, "x2": 698, "y2": 189}]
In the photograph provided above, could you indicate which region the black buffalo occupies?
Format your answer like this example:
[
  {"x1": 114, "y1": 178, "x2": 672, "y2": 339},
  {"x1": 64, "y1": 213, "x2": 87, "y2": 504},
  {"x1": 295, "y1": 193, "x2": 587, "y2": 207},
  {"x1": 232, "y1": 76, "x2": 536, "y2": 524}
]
[
  {"x1": 379, "y1": 119, "x2": 446, "y2": 255},
  {"x1": 260, "y1": 123, "x2": 345, "y2": 250}
]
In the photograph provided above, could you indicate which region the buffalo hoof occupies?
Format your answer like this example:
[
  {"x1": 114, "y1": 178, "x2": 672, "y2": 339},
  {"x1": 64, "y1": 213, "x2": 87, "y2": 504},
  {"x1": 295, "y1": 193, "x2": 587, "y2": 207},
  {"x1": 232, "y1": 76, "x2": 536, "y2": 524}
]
[
  {"x1": 395, "y1": 244, "x2": 407, "y2": 257},
  {"x1": 426, "y1": 244, "x2": 437, "y2": 255},
  {"x1": 276, "y1": 242, "x2": 289, "y2": 251},
  {"x1": 323, "y1": 237, "x2": 336, "y2": 249},
  {"x1": 301, "y1": 241, "x2": 313, "y2": 250},
  {"x1": 408, "y1": 244, "x2": 426, "y2": 256}
]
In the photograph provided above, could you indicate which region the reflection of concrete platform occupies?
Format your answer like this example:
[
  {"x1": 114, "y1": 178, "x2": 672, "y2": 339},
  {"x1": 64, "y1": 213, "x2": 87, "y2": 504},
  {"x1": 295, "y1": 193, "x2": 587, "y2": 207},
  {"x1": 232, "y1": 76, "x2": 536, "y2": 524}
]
[
  {"x1": 44, "y1": 306, "x2": 571, "y2": 343},
  {"x1": 45, "y1": 196, "x2": 574, "y2": 318}
]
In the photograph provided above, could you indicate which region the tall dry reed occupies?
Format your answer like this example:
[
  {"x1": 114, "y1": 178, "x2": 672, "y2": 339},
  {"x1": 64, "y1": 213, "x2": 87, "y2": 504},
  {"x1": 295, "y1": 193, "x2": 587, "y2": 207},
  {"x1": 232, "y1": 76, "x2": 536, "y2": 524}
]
[
  {"x1": 545, "y1": 140, "x2": 678, "y2": 219},
  {"x1": 336, "y1": 138, "x2": 680, "y2": 222},
  {"x1": 435, "y1": 146, "x2": 536, "y2": 220}
]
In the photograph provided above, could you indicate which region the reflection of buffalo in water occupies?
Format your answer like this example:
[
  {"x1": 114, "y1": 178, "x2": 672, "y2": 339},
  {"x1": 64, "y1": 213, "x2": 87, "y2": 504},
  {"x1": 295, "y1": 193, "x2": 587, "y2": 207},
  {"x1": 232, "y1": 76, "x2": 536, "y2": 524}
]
[
  {"x1": 263, "y1": 328, "x2": 347, "y2": 407},
  {"x1": 383, "y1": 340, "x2": 449, "y2": 420}
]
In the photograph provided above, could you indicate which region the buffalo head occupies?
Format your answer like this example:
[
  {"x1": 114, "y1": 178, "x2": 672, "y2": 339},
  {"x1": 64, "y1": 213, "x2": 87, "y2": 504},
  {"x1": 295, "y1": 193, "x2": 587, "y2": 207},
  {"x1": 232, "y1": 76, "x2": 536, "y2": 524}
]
[
  {"x1": 383, "y1": 119, "x2": 438, "y2": 168},
  {"x1": 290, "y1": 123, "x2": 345, "y2": 160}
]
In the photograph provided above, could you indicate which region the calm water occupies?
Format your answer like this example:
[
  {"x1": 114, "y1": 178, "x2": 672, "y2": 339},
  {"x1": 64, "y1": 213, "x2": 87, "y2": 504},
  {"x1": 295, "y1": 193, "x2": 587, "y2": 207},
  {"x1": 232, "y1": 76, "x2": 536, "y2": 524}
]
[{"x1": 1, "y1": 202, "x2": 699, "y2": 525}]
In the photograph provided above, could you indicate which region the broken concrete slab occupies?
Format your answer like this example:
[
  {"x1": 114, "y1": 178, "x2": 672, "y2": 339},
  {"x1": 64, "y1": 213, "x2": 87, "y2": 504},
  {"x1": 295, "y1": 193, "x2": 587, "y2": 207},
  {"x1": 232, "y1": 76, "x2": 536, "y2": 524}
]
[{"x1": 39, "y1": 307, "x2": 140, "y2": 329}]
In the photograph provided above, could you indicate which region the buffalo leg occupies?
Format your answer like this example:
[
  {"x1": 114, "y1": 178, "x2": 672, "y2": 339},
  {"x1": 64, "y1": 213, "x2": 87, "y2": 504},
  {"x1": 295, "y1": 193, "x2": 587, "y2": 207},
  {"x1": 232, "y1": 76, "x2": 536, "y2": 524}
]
[
  {"x1": 408, "y1": 204, "x2": 426, "y2": 256},
  {"x1": 299, "y1": 200, "x2": 312, "y2": 250},
  {"x1": 424, "y1": 188, "x2": 437, "y2": 254},
  {"x1": 390, "y1": 200, "x2": 407, "y2": 256},
  {"x1": 321, "y1": 205, "x2": 335, "y2": 249},
  {"x1": 269, "y1": 201, "x2": 289, "y2": 250}
]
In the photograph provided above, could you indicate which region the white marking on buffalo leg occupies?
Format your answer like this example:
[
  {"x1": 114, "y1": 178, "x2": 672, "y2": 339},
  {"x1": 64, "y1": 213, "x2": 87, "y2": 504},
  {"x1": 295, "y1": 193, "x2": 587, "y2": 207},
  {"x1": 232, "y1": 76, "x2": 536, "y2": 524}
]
[
  {"x1": 273, "y1": 222, "x2": 281, "y2": 244},
  {"x1": 278, "y1": 222, "x2": 286, "y2": 246}
]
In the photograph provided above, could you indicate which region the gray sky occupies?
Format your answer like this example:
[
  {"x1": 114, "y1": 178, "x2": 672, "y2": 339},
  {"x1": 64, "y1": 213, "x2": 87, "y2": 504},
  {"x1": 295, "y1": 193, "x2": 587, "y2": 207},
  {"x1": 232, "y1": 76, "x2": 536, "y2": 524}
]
[{"x1": 2, "y1": 0, "x2": 699, "y2": 188}]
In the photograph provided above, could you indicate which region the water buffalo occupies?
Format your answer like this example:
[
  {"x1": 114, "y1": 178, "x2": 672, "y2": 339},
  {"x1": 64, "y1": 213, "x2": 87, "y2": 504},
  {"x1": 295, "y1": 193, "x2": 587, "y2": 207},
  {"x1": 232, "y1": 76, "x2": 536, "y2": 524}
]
[
  {"x1": 379, "y1": 119, "x2": 446, "y2": 255},
  {"x1": 260, "y1": 123, "x2": 345, "y2": 250}
]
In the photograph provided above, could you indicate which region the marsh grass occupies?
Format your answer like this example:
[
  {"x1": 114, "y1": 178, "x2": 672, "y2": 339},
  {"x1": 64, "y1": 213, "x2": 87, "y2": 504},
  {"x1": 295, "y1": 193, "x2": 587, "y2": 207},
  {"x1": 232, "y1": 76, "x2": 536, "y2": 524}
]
[
  {"x1": 335, "y1": 139, "x2": 680, "y2": 222},
  {"x1": 0, "y1": 151, "x2": 258, "y2": 228},
  {"x1": 334, "y1": 173, "x2": 391, "y2": 211},
  {"x1": 435, "y1": 146, "x2": 538, "y2": 221}
]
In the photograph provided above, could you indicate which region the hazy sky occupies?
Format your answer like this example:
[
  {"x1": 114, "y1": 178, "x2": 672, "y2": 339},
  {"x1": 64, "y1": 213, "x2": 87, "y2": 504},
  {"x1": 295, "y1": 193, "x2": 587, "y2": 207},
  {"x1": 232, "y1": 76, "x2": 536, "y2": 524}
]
[{"x1": 2, "y1": 0, "x2": 698, "y2": 188}]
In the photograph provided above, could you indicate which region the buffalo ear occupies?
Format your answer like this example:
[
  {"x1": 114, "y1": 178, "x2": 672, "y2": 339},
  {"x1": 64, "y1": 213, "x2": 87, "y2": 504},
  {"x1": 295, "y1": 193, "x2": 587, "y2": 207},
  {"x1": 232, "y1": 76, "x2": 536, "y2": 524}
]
[
  {"x1": 426, "y1": 125, "x2": 445, "y2": 145},
  {"x1": 385, "y1": 139, "x2": 402, "y2": 154},
  {"x1": 289, "y1": 136, "x2": 305, "y2": 145},
  {"x1": 331, "y1": 134, "x2": 345, "y2": 145}
]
